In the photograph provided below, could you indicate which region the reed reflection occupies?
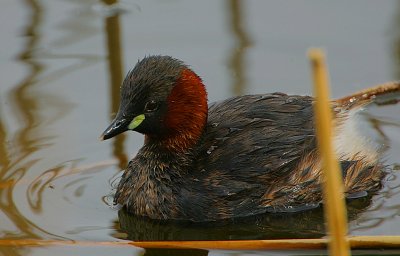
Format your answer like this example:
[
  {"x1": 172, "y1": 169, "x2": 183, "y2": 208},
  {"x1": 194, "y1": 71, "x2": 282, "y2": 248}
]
[
  {"x1": 0, "y1": 1, "x2": 43, "y2": 255},
  {"x1": 0, "y1": 0, "x2": 93, "y2": 249},
  {"x1": 0, "y1": 118, "x2": 8, "y2": 169},
  {"x1": 103, "y1": 0, "x2": 128, "y2": 170},
  {"x1": 392, "y1": 2, "x2": 400, "y2": 80},
  {"x1": 227, "y1": 0, "x2": 252, "y2": 96}
]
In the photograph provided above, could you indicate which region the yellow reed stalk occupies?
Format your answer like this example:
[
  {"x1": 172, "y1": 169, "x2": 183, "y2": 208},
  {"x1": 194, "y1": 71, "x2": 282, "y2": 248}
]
[
  {"x1": 308, "y1": 48, "x2": 350, "y2": 256},
  {"x1": 1, "y1": 236, "x2": 400, "y2": 250},
  {"x1": 131, "y1": 236, "x2": 400, "y2": 250}
]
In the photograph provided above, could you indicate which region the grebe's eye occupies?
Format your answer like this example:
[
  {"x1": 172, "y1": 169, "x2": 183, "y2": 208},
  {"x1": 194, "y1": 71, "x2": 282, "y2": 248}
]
[{"x1": 144, "y1": 100, "x2": 158, "y2": 112}]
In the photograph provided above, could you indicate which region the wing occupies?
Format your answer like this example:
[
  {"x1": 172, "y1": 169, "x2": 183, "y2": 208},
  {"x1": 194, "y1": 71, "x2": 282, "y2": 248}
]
[
  {"x1": 197, "y1": 93, "x2": 316, "y2": 178},
  {"x1": 186, "y1": 93, "x2": 318, "y2": 218}
]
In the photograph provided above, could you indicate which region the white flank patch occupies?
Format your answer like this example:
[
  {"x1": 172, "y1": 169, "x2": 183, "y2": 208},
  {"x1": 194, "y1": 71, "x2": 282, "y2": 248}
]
[{"x1": 333, "y1": 108, "x2": 384, "y2": 163}]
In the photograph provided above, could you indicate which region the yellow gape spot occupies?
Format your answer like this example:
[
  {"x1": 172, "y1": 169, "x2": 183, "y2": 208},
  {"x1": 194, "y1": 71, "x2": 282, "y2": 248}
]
[{"x1": 128, "y1": 114, "x2": 145, "y2": 130}]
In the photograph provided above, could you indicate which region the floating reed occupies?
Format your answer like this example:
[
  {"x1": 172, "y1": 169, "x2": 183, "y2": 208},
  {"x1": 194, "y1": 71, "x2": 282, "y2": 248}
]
[{"x1": 1, "y1": 236, "x2": 400, "y2": 250}]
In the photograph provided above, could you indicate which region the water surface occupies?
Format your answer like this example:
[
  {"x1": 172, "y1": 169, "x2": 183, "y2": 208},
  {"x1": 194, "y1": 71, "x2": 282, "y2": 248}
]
[{"x1": 0, "y1": 1, "x2": 400, "y2": 255}]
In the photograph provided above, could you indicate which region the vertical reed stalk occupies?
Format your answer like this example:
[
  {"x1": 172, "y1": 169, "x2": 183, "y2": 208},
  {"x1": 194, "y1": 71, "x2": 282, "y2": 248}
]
[{"x1": 308, "y1": 48, "x2": 350, "y2": 256}]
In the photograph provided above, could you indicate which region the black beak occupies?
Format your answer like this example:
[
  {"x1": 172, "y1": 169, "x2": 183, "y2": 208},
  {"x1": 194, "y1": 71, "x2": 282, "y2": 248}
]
[{"x1": 100, "y1": 116, "x2": 129, "y2": 141}]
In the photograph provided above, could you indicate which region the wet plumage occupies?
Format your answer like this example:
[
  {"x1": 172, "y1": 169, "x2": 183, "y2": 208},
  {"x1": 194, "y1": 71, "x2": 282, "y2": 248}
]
[{"x1": 101, "y1": 55, "x2": 399, "y2": 222}]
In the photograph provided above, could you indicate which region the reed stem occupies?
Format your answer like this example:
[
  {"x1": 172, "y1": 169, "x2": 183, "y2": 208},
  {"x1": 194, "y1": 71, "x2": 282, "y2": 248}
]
[{"x1": 308, "y1": 48, "x2": 350, "y2": 256}]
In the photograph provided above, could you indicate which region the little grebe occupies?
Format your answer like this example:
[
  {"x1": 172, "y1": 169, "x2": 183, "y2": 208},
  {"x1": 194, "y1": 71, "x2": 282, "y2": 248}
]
[{"x1": 101, "y1": 55, "x2": 400, "y2": 222}]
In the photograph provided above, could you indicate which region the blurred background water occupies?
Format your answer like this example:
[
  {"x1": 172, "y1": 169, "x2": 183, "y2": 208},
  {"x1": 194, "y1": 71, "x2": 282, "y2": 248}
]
[{"x1": 0, "y1": 1, "x2": 400, "y2": 255}]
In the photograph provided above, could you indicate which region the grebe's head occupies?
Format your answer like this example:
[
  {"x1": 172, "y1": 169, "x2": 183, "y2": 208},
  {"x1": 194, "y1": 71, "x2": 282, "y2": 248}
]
[{"x1": 101, "y1": 56, "x2": 208, "y2": 150}]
